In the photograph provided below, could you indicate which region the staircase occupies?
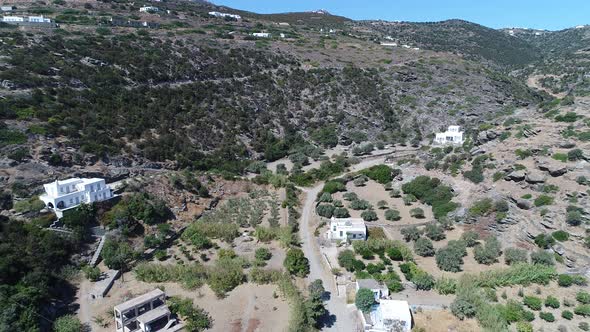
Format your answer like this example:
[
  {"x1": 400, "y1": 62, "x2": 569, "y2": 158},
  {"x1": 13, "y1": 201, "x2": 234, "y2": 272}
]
[{"x1": 90, "y1": 235, "x2": 106, "y2": 267}]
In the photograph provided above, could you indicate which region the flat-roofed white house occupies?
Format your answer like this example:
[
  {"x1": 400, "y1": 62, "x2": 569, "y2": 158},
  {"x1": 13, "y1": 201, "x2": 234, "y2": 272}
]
[
  {"x1": 2, "y1": 16, "x2": 24, "y2": 22},
  {"x1": 114, "y1": 289, "x2": 183, "y2": 332},
  {"x1": 208, "y1": 11, "x2": 241, "y2": 20},
  {"x1": 433, "y1": 125, "x2": 464, "y2": 145},
  {"x1": 356, "y1": 279, "x2": 390, "y2": 301},
  {"x1": 252, "y1": 32, "x2": 270, "y2": 38},
  {"x1": 28, "y1": 16, "x2": 51, "y2": 23},
  {"x1": 40, "y1": 178, "x2": 113, "y2": 217},
  {"x1": 139, "y1": 6, "x2": 159, "y2": 12},
  {"x1": 326, "y1": 217, "x2": 366, "y2": 241},
  {"x1": 359, "y1": 299, "x2": 412, "y2": 332}
]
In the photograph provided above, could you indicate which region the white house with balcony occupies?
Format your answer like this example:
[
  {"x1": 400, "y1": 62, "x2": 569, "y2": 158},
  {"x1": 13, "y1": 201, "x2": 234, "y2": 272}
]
[
  {"x1": 252, "y1": 32, "x2": 270, "y2": 38},
  {"x1": 139, "y1": 6, "x2": 159, "y2": 13},
  {"x1": 28, "y1": 16, "x2": 51, "y2": 23},
  {"x1": 2, "y1": 16, "x2": 23, "y2": 22},
  {"x1": 40, "y1": 178, "x2": 113, "y2": 217},
  {"x1": 114, "y1": 289, "x2": 183, "y2": 332},
  {"x1": 433, "y1": 125, "x2": 464, "y2": 145},
  {"x1": 326, "y1": 217, "x2": 366, "y2": 241}
]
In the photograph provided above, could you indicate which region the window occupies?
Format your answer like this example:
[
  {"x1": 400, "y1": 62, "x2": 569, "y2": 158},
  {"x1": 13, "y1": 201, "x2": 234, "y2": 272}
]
[
  {"x1": 152, "y1": 298, "x2": 164, "y2": 308},
  {"x1": 69, "y1": 198, "x2": 73, "y2": 205},
  {"x1": 138, "y1": 303, "x2": 151, "y2": 315},
  {"x1": 90, "y1": 184, "x2": 94, "y2": 192},
  {"x1": 97, "y1": 184, "x2": 101, "y2": 190},
  {"x1": 339, "y1": 231, "x2": 343, "y2": 237},
  {"x1": 332, "y1": 226, "x2": 336, "y2": 231},
  {"x1": 75, "y1": 197, "x2": 80, "y2": 204}
]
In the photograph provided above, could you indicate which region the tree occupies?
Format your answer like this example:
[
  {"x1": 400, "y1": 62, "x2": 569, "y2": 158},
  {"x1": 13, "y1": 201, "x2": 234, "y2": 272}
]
[
  {"x1": 460, "y1": 231, "x2": 479, "y2": 247},
  {"x1": 361, "y1": 209, "x2": 378, "y2": 221},
  {"x1": 531, "y1": 250, "x2": 554, "y2": 266},
  {"x1": 384, "y1": 209, "x2": 401, "y2": 221},
  {"x1": 306, "y1": 279, "x2": 327, "y2": 328},
  {"x1": 400, "y1": 226, "x2": 422, "y2": 242},
  {"x1": 255, "y1": 248, "x2": 272, "y2": 261},
  {"x1": 101, "y1": 238, "x2": 135, "y2": 271},
  {"x1": 53, "y1": 315, "x2": 83, "y2": 332},
  {"x1": 504, "y1": 248, "x2": 528, "y2": 265},
  {"x1": 424, "y1": 223, "x2": 445, "y2": 241},
  {"x1": 333, "y1": 207, "x2": 350, "y2": 218},
  {"x1": 414, "y1": 237, "x2": 435, "y2": 257},
  {"x1": 338, "y1": 249, "x2": 356, "y2": 271},
  {"x1": 473, "y1": 236, "x2": 502, "y2": 265},
  {"x1": 377, "y1": 200, "x2": 388, "y2": 209},
  {"x1": 350, "y1": 199, "x2": 371, "y2": 210},
  {"x1": 436, "y1": 244, "x2": 464, "y2": 272},
  {"x1": 316, "y1": 204, "x2": 335, "y2": 218},
  {"x1": 355, "y1": 288, "x2": 375, "y2": 313},
  {"x1": 317, "y1": 192, "x2": 332, "y2": 203},
  {"x1": 410, "y1": 207, "x2": 425, "y2": 218},
  {"x1": 82, "y1": 266, "x2": 101, "y2": 281},
  {"x1": 284, "y1": 248, "x2": 310, "y2": 277}
]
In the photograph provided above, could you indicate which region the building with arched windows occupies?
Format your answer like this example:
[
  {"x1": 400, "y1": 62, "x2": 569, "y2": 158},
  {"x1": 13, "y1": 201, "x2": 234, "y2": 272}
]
[{"x1": 40, "y1": 178, "x2": 113, "y2": 217}]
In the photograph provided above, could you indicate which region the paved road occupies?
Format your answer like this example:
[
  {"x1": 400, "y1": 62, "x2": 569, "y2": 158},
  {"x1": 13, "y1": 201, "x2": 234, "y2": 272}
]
[{"x1": 298, "y1": 155, "x2": 394, "y2": 331}]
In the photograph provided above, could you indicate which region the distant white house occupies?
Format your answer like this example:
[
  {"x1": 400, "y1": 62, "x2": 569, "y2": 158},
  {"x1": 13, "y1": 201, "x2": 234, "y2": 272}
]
[
  {"x1": 359, "y1": 300, "x2": 412, "y2": 332},
  {"x1": 40, "y1": 178, "x2": 113, "y2": 217},
  {"x1": 433, "y1": 125, "x2": 464, "y2": 145},
  {"x1": 139, "y1": 6, "x2": 159, "y2": 13},
  {"x1": 28, "y1": 16, "x2": 51, "y2": 23},
  {"x1": 2, "y1": 16, "x2": 24, "y2": 22},
  {"x1": 380, "y1": 42, "x2": 397, "y2": 47},
  {"x1": 1, "y1": 6, "x2": 13, "y2": 12},
  {"x1": 326, "y1": 217, "x2": 366, "y2": 241},
  {"x1": 252, "y1": 32, "x2": 270, "y2": 38},
  {"x1": 356, "y1": 279, "x2": 389, "y2": 301},
  {"x1": 208, "y1": 11, "x2": 241, "y2": 20}
]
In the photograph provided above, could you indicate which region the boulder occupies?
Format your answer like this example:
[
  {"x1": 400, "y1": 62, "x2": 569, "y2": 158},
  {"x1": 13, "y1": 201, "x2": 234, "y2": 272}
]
[
  {"x1": 525, "y1": 171, "x2": 546, "y2": 184},
  {"x1": 538, "y1": 163, "x2": 568, "y2": 177},
  {"x1": 516, "y1": 199, "x2": 532, "y2": 210},
  {"x1": 558, "y1": 142, "x2": 576, "y2": 149},
  {"x1": 470, "y1": 147, "x2": 486, "y2": 156},
  {"x1": 477, "y1": 130, "x2": 499, "y2": 145},
  {"x1": 505, "y1": 170, "x2": 526, "y2": 182},
  {"x1": 552, "y1": 244, "x2": 565, "y2": 256}
]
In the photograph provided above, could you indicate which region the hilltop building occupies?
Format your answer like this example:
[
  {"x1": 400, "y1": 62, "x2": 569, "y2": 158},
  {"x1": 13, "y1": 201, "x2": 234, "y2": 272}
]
[
  {"x1": 40, "y1": 178, "x2": 113, "y2": 217},
  {"x1": 433, "y1": 125, "x2": 464, "y2": 145},
  {"x1": 326, "y1": 217, "x2": 366, "y2": 241},
  {"x1": 139, "y1": 6, "x2": 159, "y2": 13},
  {"x1": 252, "y1": 32, "x2": 270, "y2": 38}
]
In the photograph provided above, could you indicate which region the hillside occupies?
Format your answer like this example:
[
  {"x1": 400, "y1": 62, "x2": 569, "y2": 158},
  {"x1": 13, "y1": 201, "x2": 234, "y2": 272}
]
[{"x1": 0, "y1": 0, "x2": 544, "y2": 177}]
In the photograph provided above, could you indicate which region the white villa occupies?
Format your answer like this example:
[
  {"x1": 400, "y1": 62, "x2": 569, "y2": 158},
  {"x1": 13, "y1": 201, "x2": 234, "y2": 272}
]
[
  {"x1": 40, "y1": 178, "x2": 113, "y2": 217},
  {"x1": 208, "y1": 11, "x2": 241, "y2": 20},
  {"x1": 139, "y1": 6, "x2": 159, "y2": 12},
  {"x1": 114, "y1": 289, "x2": 183, "y2": 332},
  {"x1": 2, "y1": 15, "x2": 51, "y2": 23},
  {"x1": 252, "y1": 32, "x2": 270, "y2": 38},
  {"x1": 433, "y1": 125, "x2": 464, "y2": 145},
  {"x1": 356, "y1": 279, "x2": 390, "y2": 301},
  {"x1": 359, "y1": 300, "x2": 412, "y2": 332},
  {"x1": 326, "y1": 217, "x2": 366, "y2": 241}
]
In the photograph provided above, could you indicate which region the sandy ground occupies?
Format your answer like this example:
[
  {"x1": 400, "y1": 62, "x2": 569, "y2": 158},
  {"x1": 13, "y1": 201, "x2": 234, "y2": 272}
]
[
  {"x1": 413, "y1": 310, "x2": 480, "y2": 332},
  {"x1": 78, "y1": 273, "x2": 289, "y2": 332}
]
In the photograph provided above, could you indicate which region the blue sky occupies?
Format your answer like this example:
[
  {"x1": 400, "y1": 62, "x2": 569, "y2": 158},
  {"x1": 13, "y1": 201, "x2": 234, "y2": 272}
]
[{"x1": 214, "y1": 0, "x2": 589, "y2": 31}]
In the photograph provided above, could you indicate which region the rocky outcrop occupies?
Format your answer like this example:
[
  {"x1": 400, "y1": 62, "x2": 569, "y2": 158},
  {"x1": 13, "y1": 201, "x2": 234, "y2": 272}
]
[
  {"x1": 516, "y1": 199, "x2": 532, "y2": 210},
  {"x1": 477, "y1": 130, "x2": 500, "y2": 145},
  {"x1": 505, "y1": 170, "x2": 526, "y2": 182},
  {"x1": 537, "y1": 161, "x2": 568, "y2": 177},
  {"x1": 525, "y1": 171, "x2": 546, "y2": 184}
]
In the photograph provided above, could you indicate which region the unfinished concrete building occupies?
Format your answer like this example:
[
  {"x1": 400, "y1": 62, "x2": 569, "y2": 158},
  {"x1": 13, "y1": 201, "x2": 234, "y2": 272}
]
[{"x1": 114, "y1": 289, "x2": 183, "y2": 332}]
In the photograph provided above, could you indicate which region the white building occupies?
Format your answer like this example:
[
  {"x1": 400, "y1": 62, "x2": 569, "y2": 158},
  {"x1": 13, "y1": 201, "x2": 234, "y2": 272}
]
[
  {"x1": 356, "y1": 279, "x2": 390, "y2": 301},
  {"x1": 28, "y1": 16, "x2": 51, "y2": 23},
  {"x1": 433, "y1": 125, "x2": 464, "y2": 145},
  {"x1": 208, "y1": 11, "x2": 241, "y2": 20},
  {"x1": 252, "y1": 32, "x2": 270, "y2": 38},
  {"x1": 139, "y1": 6, "x2": 159, "y2": 13},
  {"x1": 114, "y1": 289, "x2": 183, "y2": 332},
  {"x1": 2, "y1": 16, "x2": 24, "y2": 22},
  {"x1": 359, "y1": 300, "x2": 412, "y2": 332},
  {"x1": 1, "y1": 6, "x2": 13, "y2": 12},
  {"x1": 326, "y1": 217, "x2": 366, "y2": 241},
  {"x1": 40, "y1": 178, "x2": 113, "y2": 217}
]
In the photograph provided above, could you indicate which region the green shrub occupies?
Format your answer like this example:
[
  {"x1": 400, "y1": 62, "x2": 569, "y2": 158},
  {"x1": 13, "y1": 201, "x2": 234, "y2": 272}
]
[
  {"x1": 350, "y1": 199, "x2": 371, "y2": 210},
  {"x1": 361, "y1": 210, "x2": 378, "y2": 221},
  {"x1": 552, "y1": 230, "x2": 569, "y2": 241},
  {"x1": 409, "y1": 207, "x2": 425, "y2": 218},
  {"x1": 360, "y1": 165, "x2": 397, "y2": 184},
  {"x1": 468, "y1": 198, "x2": 493, "y2": 217},
  {"x1": 580, "y1": 322, "x2": 590, "y2": 331},
  {"x1": 575, "y1": 304, "x2": 590, "y2": 316},
  {"x1": 337, "y1": 250, "x2": 356, "y2": 271},
  {"x1": 424, "y1": 223, "x2": 445, "y2": 241},
  {"x1": 412, "y1": 272, "x2": 435, "y2": 291},
  {"x1": 400, "y1": 226, "x2": 422, "y2": 242},
  {"x1": 473, "y1": 236, "x2": 502, "y2": 265},
  {"x1": 534, "y1": 234, "x2": 555, "y2": 249},
  {"x1": 531, "y1": 250, "x2": 554, "y2": 266},
  {"x1": 322, "y1": 180, "x2": 346, "y2": 194},
  {"x1": 387, "y1": 247, "x2": 403, "y2": 261},
  {"x1": 562, "y1": 310, "x2": 573, "y2": 320},
  {"x1": 545, "y1": 296, "x2": 560, "y2": 308},
  {"x1": 355, "y1": 288, "x2": 376, "y2": 312},
  {"x1": 534, "y1": 195, "x2": 554, "y2": 207},
  {"x1": 414, "y1": 237, "x2": 435, "y2": 257},
  {"x1": 316, "y1": 204, "x2": 335, "y2": 218},
  {"x1": 436, "y1": 245, "x2": 464, "y2": 272},
  {"x1": 435, "y1": 277, "x2": 457, "y2": 295},
  {"x1": 577, "y1": 291, "x2": 590, "y2": 304},
  {"x1": 552, "y1": 153, "x2": 568, "y2": 162},
  {"x1": 515, "y1": 322, "x2": 533, "y2": 332},
  {"x1": 460, "y1": 231, "x2": 479, "y2": 247},
  {"x1": 255, "y1": 248, "x2": 272, "y2": 261},
  {"x1": 539, "y1": 311, "x2": 555, "y2": 322},
  {"x1": 53, "y1": 315, "x2": 83, "y2": 332},
  {"x1": 401, "y1": 176, "x2": 457, "y2": 219},
  {"x1": 523, "y1": 296, "x2": 543, "y2": 311},
  {"x1": 384, "y1": 209, "x2": 401, "y2": 221},
  {"x1": 504, "y1": 248, "x2": 528, "y2": 265},
  {"x1": 568, "y1": 148, "x2": 584, "y2": 161},
  {"x1": 283, "y1": 248, "x2": 309, "y2": 277}
]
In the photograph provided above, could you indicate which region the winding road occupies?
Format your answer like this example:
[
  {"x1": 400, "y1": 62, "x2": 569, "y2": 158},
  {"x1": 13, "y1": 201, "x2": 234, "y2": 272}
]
[{"x1": 298, "y1": 154, "x2": 398, "y2": 332}]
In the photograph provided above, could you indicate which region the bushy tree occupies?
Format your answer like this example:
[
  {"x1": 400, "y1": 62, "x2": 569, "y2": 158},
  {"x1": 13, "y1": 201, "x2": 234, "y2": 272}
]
[
  {"x1": 101, "y1": 238, "x2": 135, "y2": 270},
  {"x1": 384, "y1": 209, "x2": 401, "y2": 221},
  {"x1": 355, "y1": 288, "x2": 376, "y2": 313},
  {"x1": 361, "y1": 209, "x2": 378, "y2": 221},
  {"x1": 337, "y1": 250, "x2": 356, "y2": 271},
  {"x1": 332, "y1": 207, "x2": 350, "y2": 218},
  {"x1": 460, "y1": 231, "x2": 479, "y2": 247},
  {"x1": 255, "y1": 248, "x2": 272, "y2": 261},
  {"x1": 424, "y1": 223, "x2": 445, "y2": 241},
  {"x1": 436, "y1": 246, "x2": 464, "y2": 272},
  {"x1": 410, "y1": 207, "x2": 425, "y2": 218},
  {"x1": 531, "y1": 250, "x2": 554, "y2": 266},
  {"x1": 504, "y1": 248, "x2": 528, "y2": 265},
  {"x1": 284, "y1": 248, "x2": 310, "y2": 277},
  {"x1": 350, "y1": 199, "x2": 371, "y2": 210},
  {"x1": 316, "y1": 204, "x2": 335, "y2": 218},
  {"x1": 473, "y1": 236, "x2": 502, "y2": 265},
  {"x1": 414, "y1": 237, "x2": 435, "y2": 257},
  {"x1": 400, "y1": 226, "x2": 422, "y2": 242}
]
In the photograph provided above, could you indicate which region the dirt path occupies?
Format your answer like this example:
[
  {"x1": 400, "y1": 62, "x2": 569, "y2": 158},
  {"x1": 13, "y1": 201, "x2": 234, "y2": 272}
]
[
  {"x1": 77, "y1": 279, "x2": 92, "y2": 327},
  {"x1": 526, "y1": 74, "x2": 567, "y2": 98}
]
